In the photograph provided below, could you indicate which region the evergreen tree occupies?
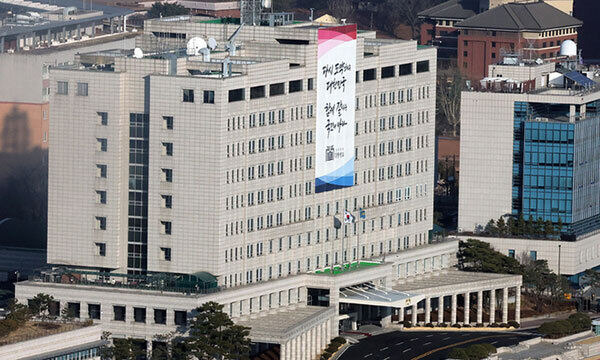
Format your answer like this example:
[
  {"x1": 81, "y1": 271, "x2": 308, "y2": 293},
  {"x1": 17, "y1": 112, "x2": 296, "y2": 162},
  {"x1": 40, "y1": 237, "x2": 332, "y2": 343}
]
[
  {"x1": 484, "y1": 219, "x2": 498, "y2": 236},
  {"x1": 186, "y1": 301, "x2": 251, "y2": 360},
  {"x1": 496, "y1": 217, "x2": 507, "y2": 236},
  {"x1": 147, "y1": 3, "x2": 189, "y2": 19},
  {"x1": 543, "y1": 220, "x2": 555, "y2": 237},
  {"x1": 516, "y1": 214, "x2": 526, "y2": 236}
]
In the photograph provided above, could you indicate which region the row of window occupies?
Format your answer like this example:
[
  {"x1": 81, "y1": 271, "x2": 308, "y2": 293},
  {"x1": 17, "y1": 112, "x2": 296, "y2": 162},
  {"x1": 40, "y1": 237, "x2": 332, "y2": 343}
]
[
  {"x1": 60, "y1": 301, "x2": 188, "y2": 325},
  {"x1": 223, "y1": 231, "x2": 430, "y2": 287}
]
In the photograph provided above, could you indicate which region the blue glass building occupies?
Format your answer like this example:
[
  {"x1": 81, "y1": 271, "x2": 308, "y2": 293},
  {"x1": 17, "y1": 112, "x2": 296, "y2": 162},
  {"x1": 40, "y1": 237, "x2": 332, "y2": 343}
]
[{"x1": 512, "y1": 100, "x2": 600, "y2": 236}]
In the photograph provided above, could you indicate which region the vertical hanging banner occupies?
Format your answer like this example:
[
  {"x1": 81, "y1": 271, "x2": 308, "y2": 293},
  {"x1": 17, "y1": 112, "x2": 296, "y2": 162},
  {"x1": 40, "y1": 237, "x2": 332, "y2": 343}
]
[{"x1": 315, "y1": 24, "x2": 357, "y2": 193}]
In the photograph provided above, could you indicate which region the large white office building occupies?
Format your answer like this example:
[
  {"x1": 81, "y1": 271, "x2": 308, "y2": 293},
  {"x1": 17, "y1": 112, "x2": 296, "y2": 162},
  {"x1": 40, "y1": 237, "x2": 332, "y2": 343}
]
[{"x1": 16, "y1": 16, "x2": 522, "y2": 359}]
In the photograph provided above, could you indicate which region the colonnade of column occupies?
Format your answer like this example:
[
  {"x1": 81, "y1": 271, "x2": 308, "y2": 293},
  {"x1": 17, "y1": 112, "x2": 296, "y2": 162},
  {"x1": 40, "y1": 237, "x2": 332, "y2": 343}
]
[
  {"x1": 280, "y1": 318, "x2": 332, "y2": 360},
  {"x1": 397, "y1": 285, "x2": 521, "y2": 327}
]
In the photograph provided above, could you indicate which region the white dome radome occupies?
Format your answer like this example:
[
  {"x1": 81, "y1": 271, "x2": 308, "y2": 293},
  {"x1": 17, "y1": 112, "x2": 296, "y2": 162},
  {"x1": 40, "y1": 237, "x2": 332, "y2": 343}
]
[
  {"x1": 560, "y1": 40, "x2": 577, "y2": 57},
  {"x1": 186, "y1": 37, "x2": 208, "y2": 56}
]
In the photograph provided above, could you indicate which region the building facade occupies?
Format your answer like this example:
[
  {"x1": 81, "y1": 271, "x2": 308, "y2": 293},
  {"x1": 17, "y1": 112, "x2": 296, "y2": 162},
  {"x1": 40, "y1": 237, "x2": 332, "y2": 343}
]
[
  {"x1": 14, "y1": 18, "x2": 524, "y2": 359},
  {"x1": 455, "y1": 1, "x2": 582, "y2": 80}
]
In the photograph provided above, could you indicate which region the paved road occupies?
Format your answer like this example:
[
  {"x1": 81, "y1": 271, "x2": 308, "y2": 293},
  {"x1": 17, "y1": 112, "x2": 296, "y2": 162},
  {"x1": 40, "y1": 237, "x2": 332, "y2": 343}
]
[{"x1": 339, "y1": 331, "x2": 537, "y2": 360}]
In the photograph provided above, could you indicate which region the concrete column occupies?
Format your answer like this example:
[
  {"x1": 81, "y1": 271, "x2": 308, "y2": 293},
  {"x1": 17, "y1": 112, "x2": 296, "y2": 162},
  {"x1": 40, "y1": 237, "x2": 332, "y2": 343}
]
[
  {"x1": 569, "y1": 104, "x2": 576, "y2": 122},
  {"x1": 110, "y1": 18, "x2": 114, "y2": 34},
  {"x1": 62, "y1": 26, "x2": 66, "y2": 41},
  {"x1": 425, "y1": 297, "x2": 431, "y2": 324},
  {"x1": 326, "y1": 319, "x2": 331, "y2": 343},
  {"x1": 411, "y1": 303, "x2": 418, "y2": 325},
  {"x1": 321, "y1": 322, "x2": 327, "y2": 349},
  {"x1": 77, "y1": 25, "x2": 81, "y2": 38},
  {"x1": 438, "y1": 296, "x2": 444, "y2": 324},
  {"x1": 477, "y1": 290, "x2": 483, "y2": 324},
  {"x1": 515, "y1": 286, "x2": 521, "y2": 324},
  {"x1": 451, "y1": 293, "x2": 457, "y2": 324},
  {"x1": 91, "y1": 22, "x2": 96, "y2": 38},
  {"x1": 399, "y1": 306, "x2": 404, "y2": 323},
  {"x1": 463, "y1": 292, "x2": 470, "y2": 325},
  {"x1": 502, "y1": 287, "x2": 508, "y2": 324},
  {"x1": 281, "y1": 341, "x2": 289, "y2": 360},
  {"x1": 301, "y1": 332, "x2": 307, "y2": 360},
  {"x1": 490, "y1": 289, "x2": 496, "y2": 324},
  {"x1": 47, "y1": 29, "x2": 51, "y2": 44},
  {"x1": 0, "y1": 36, "x2": 4, "y2": 53},
  {"x1": 312, "y1": 326, "x2": 318, "y2": 357},
  {"x1": 16, "y1": 35, "x2": 20, "y2": 51}
]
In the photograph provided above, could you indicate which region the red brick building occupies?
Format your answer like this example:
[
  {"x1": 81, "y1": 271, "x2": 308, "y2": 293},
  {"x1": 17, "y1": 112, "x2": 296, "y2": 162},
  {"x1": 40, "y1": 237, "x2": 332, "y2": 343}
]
[
  {"x1": 418, "y1": 0, "x2": 480, "y2": 63},
  {"x1": 455, "y1": 2, "x2": 582, "y2": 80}
]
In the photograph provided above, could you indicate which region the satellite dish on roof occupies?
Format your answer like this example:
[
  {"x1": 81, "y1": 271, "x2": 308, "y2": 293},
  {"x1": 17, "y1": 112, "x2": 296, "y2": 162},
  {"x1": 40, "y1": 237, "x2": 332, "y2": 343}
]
[
  {"x1": 187, "y1": 37, "x2": 208, "y2": 56},
  {"x1": 133, "y1": 48, "x2": 144, "y2": 59},
  {"x1": 560, "y1": 40, "x2": 577, "y2": 57},
  {"x1": 207, "y1": 37, "x2": 218, "y2": 50}
]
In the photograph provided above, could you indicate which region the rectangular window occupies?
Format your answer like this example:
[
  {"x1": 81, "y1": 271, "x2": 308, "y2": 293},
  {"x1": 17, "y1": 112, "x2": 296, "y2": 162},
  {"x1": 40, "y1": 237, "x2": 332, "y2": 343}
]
[
  {"x1": 96, "y1": 190, "x2": 107, "y2": 204},
  {"x1": 381, "y1": 65, "x2": 395, "y2": 78},
  {"x1": 161, "y1": 247, "x2": 172, "y2": 261},
  {"x1": 289, "y1": 79, "x2": 303, "y2": 93},
  {"x1": 307, "y1": 78, "x2": 314, "y2": 90},
  {"x1": 67, "y1": 302, "x2": 80, "y2": 318},
  {"x1": 97, "y1": 138, "x2": 107, "y2": 152},
  {"x1": 228, "y1": 88, "x2": 245, "y2": 102},
  {"x1": 508, "y1": 249, "x2": 515, "y2": 258},
  {"x1": 95, "y1": 242, "x2": 106, "y2": 256},
  {"x1": 162, "y1": 168, "x2": 173, "y2": 182},
  {"x1": 134, "y1": 307, "x2": 146, "y2": 323},
  {"x1": 113, "y1": 305, "x2": 126, "y2": 321},
  {"x1": 529, "y1": 251, "x2": 537, "y2": 260},
  {"x1": 57, "y1": 81, "x2": 68, "y2": 95},
  {"x1": 163, "y1": 116, "x2": 173, "y2": 130},
  {"x1": 399, "y1": 63, "x2": 412, "y2": 76},
  {"x1": 203, "y1": 90, "x2": 215, "y2": 103},
  {"x1": 77, "y1": 82, "x2": 88, "y2": 96},
  {"x1": 161, "y1": 194, "x2": 172, "y2": 208},
  {"x1": 250, "y1": 85, "x2": 266, "y2": 99},
  {"x1": 96, "y1": 216, "x2": 106, "y2": 230},
  {"x1": 98, "y1": 112, "x2": 108, "y2": 125},
  {"x1": 154, "y1": 309, "x2": 167, "y2": 324},
  {"x1": 161, "y1": 221, "x2": 172, "y2": 235},
  {"x1": 416, "y1": 60, "x2": 429, "y2": 73},
  {"x1": 183, "y1": 89, "x2": 194, "y2": 103},
  {"x1": 363, "y1": 68, "x2": 376, "y2": 81},
  {"x1": 162, "y1": 142, "x2": 173, "y2": 156},
  {"x1": 270, "y1": 83, "x2": 285, "y2": 96},
  {"x1": 174, "y1": 310, "x2": 187, "y2": 326},
  {"x1": 88, "y1": 304, "x2": 101, "y2": 319}
]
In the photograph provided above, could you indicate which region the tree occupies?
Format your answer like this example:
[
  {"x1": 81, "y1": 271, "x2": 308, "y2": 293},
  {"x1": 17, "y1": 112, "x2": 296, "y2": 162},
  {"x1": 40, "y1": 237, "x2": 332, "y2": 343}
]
[
  {"x1": 28, "y1": 293, "x2": 54, "y2": 320},
  {"x1": 147, "y1": 2, "x2": 189, "y2": 19},
  {"x1": 496, "y1": 217, "x2": 507, "y2": 236},
  {"x1": 457, "y1": 239, "x2": 522, "y2": 274},
  {"x1": 484, "y1": 219, "x2": 498, "y2": 236},
  {"x1": 99, "y1": 332, "x2": 146, "y2": 360},
  {"x1": 437, "y1": 67, "x2": 464, "y2": 136},
  {"x1": 327, "y1": 0, "x2": 355, "y2": 21},
  {"x1": 5, "y1": 298, "x2": 32, "y2": 323},
  {"x1": 185, "y1": 301, "x2": 251, "y2": 360}
]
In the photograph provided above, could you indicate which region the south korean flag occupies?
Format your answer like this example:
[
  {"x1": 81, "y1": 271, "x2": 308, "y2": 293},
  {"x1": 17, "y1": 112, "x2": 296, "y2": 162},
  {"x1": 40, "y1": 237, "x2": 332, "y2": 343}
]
[{"x1": 344, "y1": 210, "x2": 355, "y2": 224}]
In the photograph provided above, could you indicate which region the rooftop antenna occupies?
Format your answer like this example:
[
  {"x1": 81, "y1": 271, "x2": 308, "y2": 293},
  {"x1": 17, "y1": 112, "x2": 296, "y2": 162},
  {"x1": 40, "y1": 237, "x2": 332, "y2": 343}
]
[
  {"x1": 222, "y1": 24, "x2": 244, "y2": 77},
  {"x1": 226, "y1": 23, "x2": 244, "y2": 56}
]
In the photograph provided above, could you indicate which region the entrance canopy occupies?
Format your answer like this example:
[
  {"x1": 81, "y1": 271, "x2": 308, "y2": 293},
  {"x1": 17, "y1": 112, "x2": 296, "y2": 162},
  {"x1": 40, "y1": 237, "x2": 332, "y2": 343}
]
[{"x1": 339, "y1": 283, "x2": 424, "y2": 308}]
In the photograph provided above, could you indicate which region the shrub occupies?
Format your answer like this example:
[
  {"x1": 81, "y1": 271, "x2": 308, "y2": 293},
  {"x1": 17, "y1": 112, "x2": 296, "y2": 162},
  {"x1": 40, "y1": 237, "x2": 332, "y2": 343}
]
[
  {"x1": 0, "y1": 319, "x2": 20, "y2": 337},
  {"x1": 452, "y1": 323, "x2": 462, "y2": 328},
  {"x1": 489, "y1": 323, "x2": 499, "y2": 328},
  {"x1": 425, "y1": 323, "x2": 434, "y2": 328},
  {"x1": 568, "y1": 313, "x2": 591, "y2": 332},
  {"x1": 507, "y1": 320, "x2": 520, "y2": 329},
  {"x1": 448, "y1": 347, "x2": 468, "y2": 359},
  {"x1": 463, "y1": 324, "x2": 471, "y2": 328},
  {"x1": 475, "y1": 323, "x2": 484, "y2": 328},
  {"x1": 403, "y1": 320, "x2": 412, "y2": 328},
  {"x1": 325, "y1": 344, "x2": 338, "y2": 353},
  {"x1": 499, "y1": 323, "x2": 509, "y2": 328},
  {"x1": 438, "y1": 323, "x2": 448, "y2": 327},
  {"x1": 331, "y1": 336, "x2": 346, "y2": 345},
  {"x1": 467, "y1": 343, "x2": 496, "y2": 358}
]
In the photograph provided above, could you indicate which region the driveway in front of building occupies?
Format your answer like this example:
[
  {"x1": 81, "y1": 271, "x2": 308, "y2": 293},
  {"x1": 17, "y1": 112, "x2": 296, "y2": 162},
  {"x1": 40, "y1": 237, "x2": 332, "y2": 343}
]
[{"x1": 338, "y1": 330, "x2": 538, "y2": 360}]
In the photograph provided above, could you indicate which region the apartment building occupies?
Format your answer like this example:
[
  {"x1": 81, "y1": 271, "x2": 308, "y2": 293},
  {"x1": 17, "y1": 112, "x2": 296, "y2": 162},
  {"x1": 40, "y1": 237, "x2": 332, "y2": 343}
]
[{"x1": 15, "y1": 17, "x2": 522, "y2": 358}]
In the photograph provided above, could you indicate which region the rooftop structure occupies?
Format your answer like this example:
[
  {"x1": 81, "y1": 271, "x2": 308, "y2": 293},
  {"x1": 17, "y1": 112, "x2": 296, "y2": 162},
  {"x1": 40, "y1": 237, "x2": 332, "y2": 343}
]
[
  {"x1": 418, "y1": 0, "x2": 575, "y2": 65},
  {"x1": 455, "y1": 1, "x2": 582, "y2": 80},
  {"x1": 0, "y1": 0, "x2": 132, "y2": 53}
]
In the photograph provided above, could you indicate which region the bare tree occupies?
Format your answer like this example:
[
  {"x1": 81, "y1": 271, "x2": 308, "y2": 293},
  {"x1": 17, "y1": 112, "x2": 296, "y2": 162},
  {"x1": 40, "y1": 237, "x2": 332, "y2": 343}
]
[
  {"x1": 328, "y1": 0, "x2": 355, "y2": 21},
  {"x1": 376, "y1": 0, "x2": 440, "y2": 39},
  {"x1": 437, "y1": 67, "x2": 465, "y2": 136}
]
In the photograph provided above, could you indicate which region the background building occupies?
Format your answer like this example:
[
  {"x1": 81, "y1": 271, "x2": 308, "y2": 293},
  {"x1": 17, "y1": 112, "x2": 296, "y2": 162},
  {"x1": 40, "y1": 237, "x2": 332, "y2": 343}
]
[
  {"x1": 455, "y1": 1, "x2": 582, "y2": 80},
  {"x1": 418, "y1": 0, "x2": 575, "y2": 66}
]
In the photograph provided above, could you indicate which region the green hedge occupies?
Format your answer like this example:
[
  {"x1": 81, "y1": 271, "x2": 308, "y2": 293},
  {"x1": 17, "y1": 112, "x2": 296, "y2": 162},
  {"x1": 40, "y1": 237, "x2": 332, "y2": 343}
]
[
  {"x1": 448, "y1": 343, "x2": 496, "y2": 360},
  {"x1": 538, "y1": 313, "x2": 591, "y2": 339}
]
